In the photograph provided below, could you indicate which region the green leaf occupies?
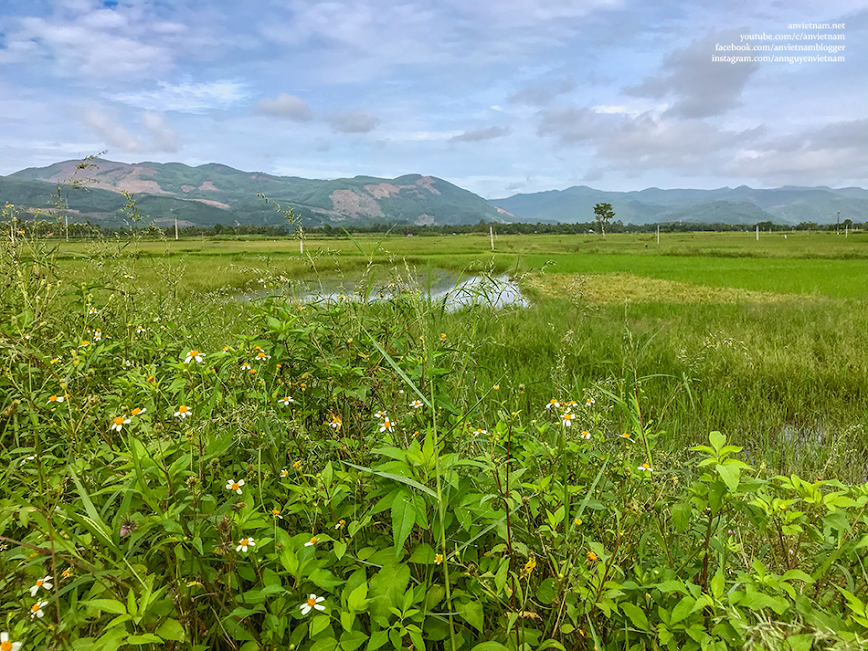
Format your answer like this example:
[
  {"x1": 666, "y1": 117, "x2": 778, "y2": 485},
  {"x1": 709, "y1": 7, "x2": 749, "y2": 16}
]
[
  {"x1": 470, "y1": 643, "x2": 510, "y2": 651},
  {"x1": 126, "y1": 634, "x2": 163, "y2": 645},
  {"x1": 154, "y1": 619, "x2": 185, "y2": 642},
  {"x1": 81, "y1": 599, "x2": 127, "y2": 615},
  {"x1": 391, "y1": 490, "x2": 417, "y2": 553},
  {"x1": 670, "y1": 596, "x2": 696, "y2": 625},
  {"x1": 461, "y1": 600, "x2": 484, "y2": 631},
  {"x1": 671, "y1": 502, "x2": 692, "y2": 532},
  {"x1": 310, "y1": 614, "x2": 330, "y2": 638},
  {"x1": 716, "y1": 463, "x2": 740, "y2": 492},
  {"x1": 709, "y1": 431, "x2": 726, "y2": 452},
  {"x1": 786, "y1": 634, "x2": 813, "y2": 651},
  {"x1": 619, "y1": 602, "x2": 651, "y2": 631},
  {"x1": 343, "y1": 461, "x2": 437, "y2": 499},
  {"x1": 333, "y1": 539, "x2": 347, "y2": 560},
  {"x1": 347, "y1": 584, "x2": 368, "y2": 611}
]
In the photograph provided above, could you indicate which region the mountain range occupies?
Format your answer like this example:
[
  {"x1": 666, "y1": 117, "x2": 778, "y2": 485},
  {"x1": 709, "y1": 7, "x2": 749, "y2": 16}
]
[{"x1": 1, "y1": 158, "x2": 866, "y2": 228}]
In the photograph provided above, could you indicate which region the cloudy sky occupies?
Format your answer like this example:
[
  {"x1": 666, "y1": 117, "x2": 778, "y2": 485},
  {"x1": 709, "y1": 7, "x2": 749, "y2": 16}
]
[{"x1": 1, "y1": 0, "x2": 866, "y2": 197}]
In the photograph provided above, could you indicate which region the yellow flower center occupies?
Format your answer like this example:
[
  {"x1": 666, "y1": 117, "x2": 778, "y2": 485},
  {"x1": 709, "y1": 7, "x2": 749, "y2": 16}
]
[
  {"x1": 306, "y1": 597, "x2": 317, "y2": 607},
  {"x1": 31, "y1": 603, "x2": 40, "y2": 613},
  {"x1": 49, "y1": 395, "x2": 57, "y2": 401},
  {"x1": 2, "y1": 638, "x2": 13, "y2": 651},
  {"x1": 132, "y1": 408, "x2": 141, "y2": 415},
  {"x1": 641, "y1": 463, "x2": 650, "y2": 470},
  {"x1": 231, "y1": 482, "x2": 239, "y2": 490},
  {"x1": 435, "y1": 554, "x2": 443, "y2": 563},
  {"x1": 240, "y1": 538, "x2": 248, "y2": 546},
  {"x1": 189, "y1": 350, "x2": 198, "y2": 357},
  {"x1": 587, "y1": 552, "x2": 598, "y2": 562},
  {"x1": 272, "y1": 509, "x2": 280, "y2": 516},
  {"x1": 179, "y1": 406, "x2": 188, "y2": 413},
  {"x1": 113, "y1": 417, "x2": 125, "y2": 426},
  {"x1": 309, "y1": 537, "x2": 317, "y2": 545},
  {"x1": 81, "y1": 341, "x2": 89, "y2": 346},
  {"x1": 36, "y1": 579, "x2": 44, "y2": 587}
]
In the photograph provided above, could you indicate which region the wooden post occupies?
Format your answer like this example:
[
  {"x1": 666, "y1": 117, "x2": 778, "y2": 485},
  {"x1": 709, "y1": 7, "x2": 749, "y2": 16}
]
[
  {"x1": 174, "y1": 216, "x2": 179, "y2": 241},
  {"x1": 490, "y1": 226, "x2": 494, "y2": 251},
  {"x1": 300, "y1": 226, "x2": 304, "y2": 254},
  {"x1": 65, "y1": 214, "x2": 69, "y2": 242},
  {"x1": 846, "y1": 224, "x2": 849, "y2": 238},
  {"x1": 756, "y1": 225, "x2": 759, "y2": 241},
  {"x1": 656, "y1": 224, "x2": 660, "y2": 245}
]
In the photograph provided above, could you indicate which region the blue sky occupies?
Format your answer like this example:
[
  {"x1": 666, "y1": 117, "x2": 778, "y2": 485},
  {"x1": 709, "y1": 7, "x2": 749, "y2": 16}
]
[{"x1": 1, "y1": 0, "x2": 866, "y2": 197}]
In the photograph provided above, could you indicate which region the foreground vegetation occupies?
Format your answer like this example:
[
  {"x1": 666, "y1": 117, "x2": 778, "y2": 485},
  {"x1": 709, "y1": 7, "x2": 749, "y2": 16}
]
[{"x1": 2, "y1": 225, "x2": 868, "y2": 650}]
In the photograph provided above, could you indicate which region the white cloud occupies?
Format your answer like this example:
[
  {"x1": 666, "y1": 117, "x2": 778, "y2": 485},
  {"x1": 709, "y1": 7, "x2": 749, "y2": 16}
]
[
  {"x1": 109, "y1": 81, "x2": 251, "y2": 113},
  {"x1": 253, "y1": 93, "x2": 313, "y2": 121},
  {"x1": 328, "y1": 112, "x2": 380, "y2": 133},
  {"x1": 82, "y1": 109, "x2": 180, "y2": 153}
]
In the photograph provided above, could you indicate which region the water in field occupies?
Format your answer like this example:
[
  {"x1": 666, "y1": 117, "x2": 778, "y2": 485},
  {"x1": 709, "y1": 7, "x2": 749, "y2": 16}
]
[{"x1": 239, "y1": 272, "x2": 528, "y2": 311}]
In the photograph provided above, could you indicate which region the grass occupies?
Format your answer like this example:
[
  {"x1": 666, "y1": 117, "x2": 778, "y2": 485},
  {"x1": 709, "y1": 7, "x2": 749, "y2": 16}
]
[{"x1": 4, "y1": 227, "x2": 868, "y2": 650}]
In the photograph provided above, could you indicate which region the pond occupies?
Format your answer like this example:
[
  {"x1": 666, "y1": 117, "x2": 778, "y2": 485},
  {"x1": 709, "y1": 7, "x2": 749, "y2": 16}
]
[{"x1": 238, "y1": 272, "x2": 528, "y2": 311}]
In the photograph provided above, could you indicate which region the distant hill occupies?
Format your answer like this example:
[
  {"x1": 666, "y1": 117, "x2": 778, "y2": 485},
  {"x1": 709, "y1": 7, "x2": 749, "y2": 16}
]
[
  {"x1": 3, "y1": 158, "x2": 513, "y2": 228},
  {"x1": 491, "y1": 185, "x2": 868, "y2": 225},
  {"x1": 4, "y1": 158, "x2": 868, "y2": 228}
]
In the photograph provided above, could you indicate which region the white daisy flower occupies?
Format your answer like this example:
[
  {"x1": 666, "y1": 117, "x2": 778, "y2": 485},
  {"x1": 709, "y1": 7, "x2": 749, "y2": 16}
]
[
  {"x1": 380, "y1": 418, "x2": 394, "y2": 433},
  {"x1": 586, "y1": 397, "x2": 596, "y2": 406},
  {"x1": 236, "y1": 536, "x2": 255, "y2": 552},
  {"x1": 225, "y1": 479, "x2": 245, "y2": 495},
  {"x1": 136, "y1": 326, "x2": 145, "y2": 333},
  {"x1": 131, "y1": 407, "x2": 147, "y2": 417},
  {"x1": 255, "y1": 352, "x2": 271, "y2": 361},
  {"x1": 581, "y1": 430, "x2": 591, "y2": 440},
  {"x1": 93, "y1": 329, "x2": 102, "y2": 342},
  {"x1": 280, "y1": 469, "x2": 289, "y2": 477},
  {"x1": 299, "y1": 594, "x2": 325, "y2": 616},
  {"x1": 30, "y1": 600, "x2": 47, "y2": 619},
  {"x1": 561, "y1": 412, "x2": 574, "y2": 427},
  {"x1": 29, "y1": 575, "x2": 53, "y2": 597},
  {"x1": 174, "y1": 405, "x2": 191, "y2": 419},
  {"x1": 304, "y1": 536, "x2": 318, "y2": 547},
  {"x1": 184, "y1": 350, "x2": 203, "y2": 364},
  {"x1": 0, "y1": 631, "x2": 23, "y2": 651},
  {"x1": 240, "y1": 363, "x2": 252, "y2": 371},
  {"x1": 278, "y1": 396, "x2": 295, "y2": 406},
  {"x1": 638, "y1": 463, "x2": 654, "y2": 472},
  {"x1": 545, "y1": 399, "x2": 560, "y2": 410},
  {"x1": 88, "y1": 307, "x2": 97, "y2": 315},
  {"x1": 47, "y1": 395, "x2": 64, "y2": 404},
  {"x1": 110, "y1": 416, "x2": 131, "y2": 432},
  {"x1": 473, "y1": 428, "x2": 487, "y2": 436},
  {"x1": 410, "y1": 400, "x2": 423, "y2": 409},
  {"x1": 334, "y1": 519, "x2": 346, "y2": 530},
  {"x1": 271, "y1": 509, "x2": 283, "y2": 520}
]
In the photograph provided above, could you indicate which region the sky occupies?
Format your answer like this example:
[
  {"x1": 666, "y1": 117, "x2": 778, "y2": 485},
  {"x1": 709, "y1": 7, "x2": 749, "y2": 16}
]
[{"x1": 1, "y1": 0, "x2": 867, "y2": 198}]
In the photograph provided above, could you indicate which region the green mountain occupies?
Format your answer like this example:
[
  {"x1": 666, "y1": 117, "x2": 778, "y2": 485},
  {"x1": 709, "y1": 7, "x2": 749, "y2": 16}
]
[
  {"x1": 3, "y1": 158, "x2": 513, "y2": 228},
  {"x1": 491, "y1": 185, "x2": 868, "y2": 225}
]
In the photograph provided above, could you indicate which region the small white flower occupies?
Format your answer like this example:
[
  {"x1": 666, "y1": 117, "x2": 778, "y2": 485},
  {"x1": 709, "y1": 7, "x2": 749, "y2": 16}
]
[
  {"x1": 88, "y1": 307, "x2": 97, "y2": 314},
  {"x1": 304, "y1": 536, "x2": 318, "y2": 547},
  {"x1": 122, "y1": 359, "x2": 133, "y2": 367},
  {"x1": 255, "y1": 352, "x2": 271, "y2": 361},
  {"x1": 226, "y1": 479, "x2": 245, "y2": 495},
  {"x1": 334, "y1": 519, "x2": 346, "y2": 530},
  {"x1": 561, "y1": 412, "x2": 574, "y2": 427},
  {"x1": 124, "y1": 274, "x2": 134, "y2": 279},
  {"x1": 30, "y1": 600, "x2": 47, "y2": 619},
  {"x1": 280, "y1": 469, "x2": 289, "y2": 477},
  {"x1": 110, "y1": 416, "x2": 131, "y2": 432},
  {"x1": 175, "y1": 405, "x2": 191, "y2": 419},
  {"x1": 47, "y1": 395, "x2": 64, "y2": 404},
  {"x1": 236, "y1": 536, "x2": 255, "y2": 552},
  {"x1": 581, "y1": 430, "x2": 591, "y2": 440},
  {"x1": 410, "y1": 400, "x2": 423, "y2": 409},
  {"x1": 374, "y1": 410, "x2": 386, "y2": 419},
  {"x1": 0, "y1": 631, "x2": 23, "y2": 651},
  {"x1": 586, "y1": 397, "x2": 596, "y2": 406},
  {"x1": 136, "y1": 326, "x2": 145, "y2": 333},
  {"x1": 185, "y1": 350, "x2": 203, "y2": 364},
  {"x1": 473, "y1": 428, "x2": 487, "y2": 436},
  {"x1": 21, "y1": 455, "x2": 35, "y2": 466},
  {"x1": 380, "y1": 418, "x2": 394, "y2": 433},
  {"x1": 29, "y1": 575, "x2": 53, "y2": 597},
  {"x1": 545, "y1": 399, "x2": 560, "y2": 410},
  {"x1": 241, "y1": 363, "x2": 252, "y2": 371},
  {"x1": 278, "y1": 396, "x2": 295, "y2": 406},
  {"x1": 130, "y1": 407, "x2": 147, "y2": 417},
  {"x1": 299, "y1": 594, "x2": 325, "y2": 615},
  {"x1": 93, "y1": 329, "x2": 102, "y2": 342},
  {"x1": 638, "y1": 463, "x2": 654, "y2": 472}
]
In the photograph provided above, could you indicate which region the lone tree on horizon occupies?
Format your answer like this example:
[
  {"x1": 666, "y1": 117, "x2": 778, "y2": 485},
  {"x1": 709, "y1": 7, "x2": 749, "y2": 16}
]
[{"x1": 593, "y1": 202, "x2": 615, "y2": 238}]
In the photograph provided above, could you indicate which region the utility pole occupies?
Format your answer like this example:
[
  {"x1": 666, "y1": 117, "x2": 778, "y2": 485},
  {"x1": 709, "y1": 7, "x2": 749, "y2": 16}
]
[
  {"x1": 837, "y1": 211, "x2": 840, "y2": 235},
  {"x1": 756, "y1": 225, "x2": 759, "y2": 241},
  {"x1": 65, "y1": 214, "x2": 69, "y2": 242},
  {"x1": 174, "y1": 215, "x2": 179, "y2": 241},
  {"x1": 656, "y1": 224, "x2": 660, "y2": 245},
  {"x1": 490, "y1": 225, "x2": 494, "y2": 251}
]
